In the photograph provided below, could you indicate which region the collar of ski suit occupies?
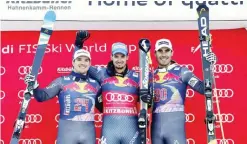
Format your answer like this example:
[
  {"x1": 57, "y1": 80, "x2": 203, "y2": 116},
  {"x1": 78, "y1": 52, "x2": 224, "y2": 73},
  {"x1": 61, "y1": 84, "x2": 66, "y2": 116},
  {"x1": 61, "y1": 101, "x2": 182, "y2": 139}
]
[
  {"x1": 70, "y1": 71, "x2": 89, "y2": 81},
  {"x1": 107, "y1": 60, "x2": 129, "y2": 77}
]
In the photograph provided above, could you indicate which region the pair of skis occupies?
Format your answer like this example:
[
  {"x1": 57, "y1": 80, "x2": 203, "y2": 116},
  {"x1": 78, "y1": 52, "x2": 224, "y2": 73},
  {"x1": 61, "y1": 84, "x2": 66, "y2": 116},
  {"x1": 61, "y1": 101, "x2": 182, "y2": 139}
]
[
  {"x1": 197, "y1": 4, "x2": 217, "y2": 144},
  {"x1": 10, "y1": 11, "x2": 56, "y2": 144},
  {"x1": 197, "y1": 4, "x2": 225, "y2": 144},
  {"x1": 138, "y1": 39, "x2": 152, "y2": 144},
  {"x1": 138, "y1": 4, "x2": 223, "y2": 144}
]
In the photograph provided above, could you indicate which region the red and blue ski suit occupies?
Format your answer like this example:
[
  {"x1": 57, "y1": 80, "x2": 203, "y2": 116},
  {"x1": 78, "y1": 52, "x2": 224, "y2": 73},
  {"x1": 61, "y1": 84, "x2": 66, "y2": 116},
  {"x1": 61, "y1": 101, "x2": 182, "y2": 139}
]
[{"x1": 152, "y1": 63, "x2": 204, "y2": 144}]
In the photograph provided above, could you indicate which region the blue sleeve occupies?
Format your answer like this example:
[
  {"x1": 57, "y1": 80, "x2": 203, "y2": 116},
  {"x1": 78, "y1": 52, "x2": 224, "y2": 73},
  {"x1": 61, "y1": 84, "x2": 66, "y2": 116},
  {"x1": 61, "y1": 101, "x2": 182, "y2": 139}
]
[
  {"x1": 180, "y1": 67, "x2": 204, "y2": 95},
  {"x1": 33, "y1": 77, "x2": 62, "y2": 102},
  {"x1": 88, "y1": 66, "x2": 105, "y2": 84}
]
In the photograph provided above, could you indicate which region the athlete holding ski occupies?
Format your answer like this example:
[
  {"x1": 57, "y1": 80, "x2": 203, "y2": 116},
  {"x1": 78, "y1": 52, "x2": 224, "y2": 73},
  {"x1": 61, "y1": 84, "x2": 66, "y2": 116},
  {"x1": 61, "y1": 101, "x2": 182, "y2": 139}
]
[
  {"x1": 24, "y1": 32, "x2": 102, "y2": 144},
  {"x1": 74, "y1": 31, "x2": 152, "y2": 144},
  {"x1": 151, "y1": 38, "x2": 216, "y2": 144}
]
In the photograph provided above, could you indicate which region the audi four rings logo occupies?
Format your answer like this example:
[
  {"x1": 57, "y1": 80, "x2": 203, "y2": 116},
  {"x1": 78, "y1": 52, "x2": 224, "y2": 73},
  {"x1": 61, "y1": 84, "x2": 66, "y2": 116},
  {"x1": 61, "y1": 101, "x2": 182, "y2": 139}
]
[
  {"x1": 105, "y1": 93, "x2": 134, "y2": 102},
  {"x1": 0, "y1": 90, "x2": 5, "y2": 100},
  {"x1": 215, "y1": 113, "x2": 234, "y2": 123},
  {"x1": 213, "y1": 64, "x2": 233, "y2": 73},
  {"x1": 55, "y1": 114, "x2": 60, "y2": 128},
  {"x1": 25, "y1": 114, "x2": 42, "y2": 123},
  {"x1": 186, "y1": 138, "x2": 195, "y2": 144},
  {"x1": 0, "y1": 115, "x2": 5, "y2": 124},
  {"x1": 185, "y1": 113, "x2": 195, "y2": 123},
  {"x1": 95, "y1": 113, "x2": 103, "y2": 128},
  {"x1": 0, "y1": 114, "x2": 5, "y2": 124},
  {"x1": 0, "y1": 66, "x2": 6, "y2": 76},
  {"x1": 94, "y1": 113, "x2": 103, "y2": 123},
  {"x1": 18, "y1": 66, "x2": 43, "y2": 75},
  {"x1": 18, "y1": 90, "x2": 34, "y2": 100},
  {"x1": 186, "y1": 89, "x2": 194, "y2": 98},
  {"x1": 213, "y1": 89, "x2": 234, "y2": 98},
  {"x1": 216, "y1": 139, "x2": 234, "y2": 144},
  {"x1": 55, "y1": 114, "x2": 59, "y2": 123},
  {"x1": 19, "y1": 139, "x2": 42, "y2": 144},
  {"x1": 180, "y1": 64, "x2": 194, "y2": 72}
]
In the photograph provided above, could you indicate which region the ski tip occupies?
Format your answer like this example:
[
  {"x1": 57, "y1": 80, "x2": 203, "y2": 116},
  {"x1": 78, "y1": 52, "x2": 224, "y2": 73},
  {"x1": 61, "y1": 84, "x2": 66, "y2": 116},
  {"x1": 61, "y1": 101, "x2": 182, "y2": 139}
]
[
  {"x1": 44, "y1": 10, "x2": 56, "y2": 22},
  {"x1": 138, "y1": 38, "x2": 151, "y2": 53},
  {"x1": 196, "y1": 4, "x2": 209, "y2": 13}
]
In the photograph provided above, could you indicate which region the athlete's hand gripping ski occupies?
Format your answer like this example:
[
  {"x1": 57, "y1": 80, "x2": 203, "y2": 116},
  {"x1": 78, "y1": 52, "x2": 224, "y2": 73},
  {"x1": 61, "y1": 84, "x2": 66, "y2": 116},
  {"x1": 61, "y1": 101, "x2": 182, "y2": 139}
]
[
  {"x1": 10, "y1": 10, "x2": 56, "y2": 143},
  {"x1": 206, "y1": 52, "x2": 217, "y2": 64},
  {"x1": 140, "y1": 88, "x2": 152, "y2": 104},
  {"x1": 24, "y1": 73, "x2": 39, "y2": 94}
]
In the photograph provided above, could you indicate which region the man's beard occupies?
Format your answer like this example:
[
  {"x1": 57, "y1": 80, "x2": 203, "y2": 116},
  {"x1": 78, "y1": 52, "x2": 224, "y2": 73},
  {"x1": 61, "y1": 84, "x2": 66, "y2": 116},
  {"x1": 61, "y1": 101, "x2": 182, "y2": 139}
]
[{"x1": 158, "y1": 61, "x2": 171, "y2": 69}]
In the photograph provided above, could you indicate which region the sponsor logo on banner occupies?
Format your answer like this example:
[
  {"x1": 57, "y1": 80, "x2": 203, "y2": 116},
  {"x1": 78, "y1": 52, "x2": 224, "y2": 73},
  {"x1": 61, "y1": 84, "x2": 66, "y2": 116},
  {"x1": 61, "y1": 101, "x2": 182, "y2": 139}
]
[
  {"x1": 25, "y1": 114, "x2": 42, "y2": 123},
  {"x1": 185, "y1": 113, "x2": 195, "y2": 123},
  {"x1": 180, "y1": 64, "x2": 194, "y2": 72},
  {"x1": 83, "y1": 43, "x2": 108, "y2": 53},
  {"x1": 0, "y1": 139, "x2": 4, "y2": 144},
  {"x1": 216, "y1": 139, "x2": 234, "y2": 144},
  {"x1": 186, "y1": 89, "x2": 194, "y2": 98},
  {"x1": 186, "y1": 138, "x2": 196, "y2": 144},
  {"x1": 0, "y1": 115, "x2": 5, "y2": 124},
  {"x1": 55, "y1": 114, "x2": 59, "y2": 128},
  {"x1": 105, "y1": 93, "x2": 134, "y2": 102},
  {"x1": 94, "y1": 113, "x2": 103, "y2": 127},
  {"x1": 215, "y1": 113, "x2": 234, "y2": 123},
  {"x1": 1, "y1": 44, "x2": 14, "y2": 54},
  {"x1": 57, "y1": 67, "x2": 72, "y2": 74},
  {"x1": 0, "y1": 90, "x2": 6, "y2": 100},
  {"x1": 88, "y1": 0, "x2": 244, "y2": 9},
  {"x1": 191, "y1": 44, "x2": 201, "y2": 54},
  {"x1": 18, "y1": 66, "x2": 43, "y2": 79},
  {"x1": 18, "y1": 90, "x2": 34, "y2": 100},
  {"x1": 213, "y1": 88, "x2": 234, "y2": 98},
  {"x1": 213, "y1": 64, "x2": 234, "y2": 73},
  {"x1": 0, "y1": 66, "x2": 6, "y2": 76},
  {"x1": 1, "y1": 43, "x2": 138, "y2": 54},
  {"x1": 6, "y1": 0, "x2": 72, "y2": 11},
  {"x1": 19, "y1": 139, "x2": 42, "y2": 144}
]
